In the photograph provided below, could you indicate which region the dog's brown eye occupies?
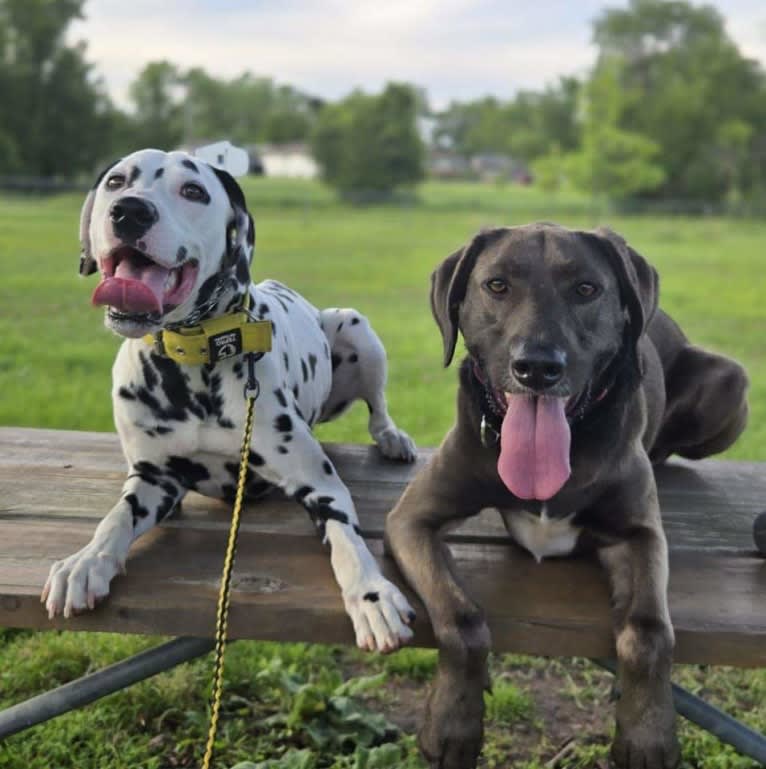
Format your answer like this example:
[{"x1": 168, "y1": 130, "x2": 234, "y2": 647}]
[
  {"x1": 576, "y1": 282, "x2": 599, "y2": 298},
  {"x1": 181, "y1": 182, "x2": 208, "y2": 203},
  {"x1": 105, "y1": 174, "x2": 125, "y2": 190},
  {"x1": 485, "y1": 278, "x2": 508, "y2": 295}
]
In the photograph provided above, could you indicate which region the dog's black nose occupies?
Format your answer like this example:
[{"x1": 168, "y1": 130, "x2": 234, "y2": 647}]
[
  {"x1": 109, "y1": 196, "x2": 158, "y2": 243},
  {"x1": 511, "y1": 347, "x2": 566, "y2": 391}
]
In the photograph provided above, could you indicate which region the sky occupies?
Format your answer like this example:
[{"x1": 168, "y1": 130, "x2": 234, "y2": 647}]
[{"x1": 68, "y1": 0, "x2": 766, "y2": 110}]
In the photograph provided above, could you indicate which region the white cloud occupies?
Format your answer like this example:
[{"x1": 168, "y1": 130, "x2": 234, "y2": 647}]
[{"x1": 69, "y1": 0, "x2": 764, "y2": 111}]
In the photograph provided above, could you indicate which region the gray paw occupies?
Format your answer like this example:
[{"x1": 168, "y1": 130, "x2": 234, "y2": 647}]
[{"x1": 419, "y1": 672, "x2": 484, "y2": 769}]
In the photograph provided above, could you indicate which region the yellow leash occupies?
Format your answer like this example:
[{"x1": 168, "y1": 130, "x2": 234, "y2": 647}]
[{"x1": 201, "y1": 350, "x2": 263, "y2": 769}]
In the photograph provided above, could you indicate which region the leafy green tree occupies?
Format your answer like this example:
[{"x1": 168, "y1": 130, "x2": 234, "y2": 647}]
[
  {"x1": 128, "y1": 61, "x2": 183, "y2": 150},
  {"x1": 591, "y1": 0, "x2": 766, "y2": 201},
  {"x1": 312, "y1": 83, "x2": 424, "y2": 198},
  {"x1": 433, "y1": 78, "x2": 580, "y2": 164},
  {"x1": 0, "y1": 0, "x2": 119, "y2": 176},
  {"x1": 562, "y1": 58, "x2": 666, "y2": 200}
]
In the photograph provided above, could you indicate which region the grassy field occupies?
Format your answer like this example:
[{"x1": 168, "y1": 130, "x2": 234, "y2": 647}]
[{"x1": 0, "y1": 178, "x2": 764, "y2": 768}]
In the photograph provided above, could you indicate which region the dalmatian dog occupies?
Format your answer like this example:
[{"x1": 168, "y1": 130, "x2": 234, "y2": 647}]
[{"x1": 41, "y1": 148, "x2": 417, "y2": 653}]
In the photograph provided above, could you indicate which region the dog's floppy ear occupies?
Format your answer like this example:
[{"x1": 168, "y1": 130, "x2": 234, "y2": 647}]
[
  {"x1": 210, "y1": 166, "x2": 255, "y2": 271},
  {"x1": 589, "y1": 227, "x2": 659, "y2": 351},
  {"x1": 430, "y1": 231, "x2": 492, "y2": 367},
  {"x1": 79, "y1": 159, "x2": 120, "y2": 276}
]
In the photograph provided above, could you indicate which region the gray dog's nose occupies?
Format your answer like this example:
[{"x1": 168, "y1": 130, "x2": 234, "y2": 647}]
[
  {"x1": 511, "y1": 346, "x2": 566, "y2": 391},
  {"x1": 110, "y1": 196, "x2": 158, "y2": 243}
]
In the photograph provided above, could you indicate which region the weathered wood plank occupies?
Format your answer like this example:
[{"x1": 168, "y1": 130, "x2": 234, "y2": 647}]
[
  {"x1": 1, "y1": 519, "x2": 764, "y2": 665},
  {"x1": 1, "y1": 427, "x2": 763, "y2": 551},
  {"x1": 1, "y1": 427, "x2": 765, "y2": 666}
]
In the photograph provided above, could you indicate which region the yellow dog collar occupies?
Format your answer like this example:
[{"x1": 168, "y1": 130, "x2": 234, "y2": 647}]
[{"x1": 143, "y1": 302, "x2": 272, "y2": 365}]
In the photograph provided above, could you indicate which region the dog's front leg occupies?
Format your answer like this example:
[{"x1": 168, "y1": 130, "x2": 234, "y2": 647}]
[
  {"x1": 386, "y1": 435, "x2": 490, "y2": 769},
  {"x1": 42, "y1": 468, "x2": 184, "y2": 618},
  {"x1": 597, "y1": 473, "x2": 680, "y2": 769},
  {"x1": 252, "y1": 414, "x2": 415, "y2": 653}
]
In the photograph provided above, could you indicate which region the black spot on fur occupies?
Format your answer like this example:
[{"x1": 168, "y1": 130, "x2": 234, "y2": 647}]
[
  {"x1": 292, "y1": 383, "x2": 299, "y2": 399},
  {"x1": 249, "y1": 450, "x2": 265, "y2": 466},
  {"x1": 235, "y1": 256, "x2": 249, "y2": 284},
  {"x1": 181, "y1": 158, "x2": 199, "y2": 173},
  {"x1": 323, "y1": 461, "x2": 333, "y2": 475},
  {"x1": 128, "y1": 165, "x2": 141, "y2": 186},
  {"x1": 139, "y1": 351, "x2": 158, "y2": 390},
  {"x1": 283, "y1": 352, "x2": 289, "y2": 371},
  {"x1": 156, "y1": 495, "x2": 177, "y2": 522},
  {"x1": 224, "y1": 460, "x2": 254, "y2": 485},
  {"x1": 301, "y1": 359, "x2": 309, "y2": 383},
  {"x1": 274, "y1": 389, "x2": 288, "y2": 408},
  {"x1": 156, "y1": 426, "x2": 173, "y2": 435},
  {"x1": 363, "y1": 592, "x2": 379, "y2": 603},
  {"x1": 176, "y1": 246, "x2": 187, "y2": 263},
  {"x1": 275, "y1": 296, "x2": 289, "y2": 313},
  {"x1": 283, "y1": 434, "x2": 293, "y2": 443},
  {"x1": 259, "y1": 303, "x2": 270, "y2": 316},
  {"x1": 277, "y1": 445, "x2": 289, "y2": 454},
  {"x1": 294, "y1": 486, "x2": 314, "y2": 502},
  {"x1": 330, "y1": 400, "x2": 349, "y2": 417},
  {"x1": 351, "y1": 317, "x2": 360, "y2": 325},
  {"x1": 248, "y1": 479, "x2": 272, "y2": 498},
  {"x1": 331, "y1": 353, "x2": 342, "y2": 371},
  {"x1": 118, "y1": 386, "x2": 135, "y2": 401},
  {"x1": 154, "y1": 167, "x2": 164, "y2": 179},
  {"x1": 125, "y1": 493, "x2": 150, "y2": 526},
  {"x1": 166, "y1": 456, "x2": 210, "y2": 489},
  {"x1": 233, "y1": 361, "x2": 243, "y2": 378},
  {"x1": 305, "y1": 496, "x2": 350, "y2": 527},
  {"x1": 348, "y1": 353, "x2": 358, "y2": 363},
  {"x1": 274, "y1": 413, "x2": 293, "y2": 432},
  {"x1": 218, "y1": 417, "x2": 234, "y2": 429},
  {"x1": 271, "y1": 320, "x2": 277, "y2": 336},
  {"x1": 337, "y1": 321, "x2": 344, "y2": 332},
  {"x1": 308, "y1": 354, "x2": 317, "y2": 378},
  {"x1": 149, "y1": 353, "x2": 206, "y2": 421},
  {"x1": 194, "y1": 274, "x2": 220, "y2": 310}
]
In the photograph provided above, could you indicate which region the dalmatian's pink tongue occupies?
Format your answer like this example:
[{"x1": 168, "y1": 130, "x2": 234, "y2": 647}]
[
  {"x1": 92, "y1": 259, "x2": 190, "y2": 314},
  {"x1": 498, "y1": 394, "x2": 571, "y2": 500}
]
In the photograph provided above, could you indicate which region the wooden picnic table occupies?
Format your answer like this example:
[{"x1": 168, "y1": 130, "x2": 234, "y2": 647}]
[{"x1": 1, "y1": 426, "x2": 764, "y2": 666}]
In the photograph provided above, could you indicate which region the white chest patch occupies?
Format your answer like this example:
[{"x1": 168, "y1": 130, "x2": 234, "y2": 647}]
[{"x1": 504, "y1": 506, "x2": 581, "y2": 562}]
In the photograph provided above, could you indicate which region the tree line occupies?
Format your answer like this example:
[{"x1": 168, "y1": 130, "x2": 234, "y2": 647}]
[{"x1": 1, "y1": 0, "x2": 765, "y2": 204}]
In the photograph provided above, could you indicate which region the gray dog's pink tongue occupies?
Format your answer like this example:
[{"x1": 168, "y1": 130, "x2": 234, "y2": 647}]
[{"x1": 498, "y1": 395, "x2": 571, "y2": 500}]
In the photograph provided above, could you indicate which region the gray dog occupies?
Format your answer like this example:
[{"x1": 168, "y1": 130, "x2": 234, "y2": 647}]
[{"x1": 386, "y1": 224, "x2": 748, "y2": 769}]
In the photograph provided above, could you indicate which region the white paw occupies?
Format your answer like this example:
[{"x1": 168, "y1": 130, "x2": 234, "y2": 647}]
[
  {"x1": 41, "y1": 546, "x2": 124, "y2": 619},
  {"x1": 374, "y1": 427, "x2": 417, "y2": 463},
  {"x1": 344, "y1": 578, "x2": 416, "y2": 653}
]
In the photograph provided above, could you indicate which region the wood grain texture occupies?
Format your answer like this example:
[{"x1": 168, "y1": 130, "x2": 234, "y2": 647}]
[{"x1": 1, "y1": 427, "x2": 764, "y2": 666}]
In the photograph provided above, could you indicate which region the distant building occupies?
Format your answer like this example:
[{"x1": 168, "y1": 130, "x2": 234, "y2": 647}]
[
  {"x1": 470, "y1": 153, "x2": 515, "y2": 182},
  {"x1": 428, "y1": 150, "x2": 471, "y2": 179},
  {"x1": 469, "y1": 153, "x2": 533, "y2": 185},
  {"x1": 257, "y1": 143, "x2": 319, "y2": 179}
]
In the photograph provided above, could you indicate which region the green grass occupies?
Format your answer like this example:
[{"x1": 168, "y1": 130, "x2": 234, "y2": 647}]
[{"x1": 0, "y1": 178, "x2": 764, "y2": 768}]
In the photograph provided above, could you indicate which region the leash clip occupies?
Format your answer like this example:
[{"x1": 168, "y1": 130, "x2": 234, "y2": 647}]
[
  {"x1": 244, "y1": 351, "x2": 262, "y2": 400},
  {"x1": 480, "y1": 414, "x2": 499, "y2": 448}
]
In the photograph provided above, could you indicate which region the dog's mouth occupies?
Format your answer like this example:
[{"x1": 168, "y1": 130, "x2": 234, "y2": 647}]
[{"x1": 92, "y1": 246, "x2": 199, "y2": 316}]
